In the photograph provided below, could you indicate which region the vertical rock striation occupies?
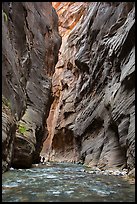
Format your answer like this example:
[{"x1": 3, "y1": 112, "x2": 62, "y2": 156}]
[
  {"x1": 41, "y1": 2, "x2": 87, "y2": 162},
  {"x1": 2, "y1": 2, "x2": 61, "y2": 171},
  {"x1": 44, "y1": 2, "x2": 135, "y2": 172}
]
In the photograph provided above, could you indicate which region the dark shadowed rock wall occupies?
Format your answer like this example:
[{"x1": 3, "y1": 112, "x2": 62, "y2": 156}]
[
  {"x1": 43, "y1": 2, "x2": 135, "y2": 173},
  {"x1": 2, "y1": 2, "x2": 61, "y2": 172}
]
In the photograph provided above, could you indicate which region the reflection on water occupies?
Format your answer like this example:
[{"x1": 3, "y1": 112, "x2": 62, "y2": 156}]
[{"x1": 2, "y1": 162, "x2": 135, "y2": 202}]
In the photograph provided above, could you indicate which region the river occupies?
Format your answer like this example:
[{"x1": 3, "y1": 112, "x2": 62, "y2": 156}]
[{"x1": 2, "y1": 162, "x2": 135, "y2": 202}]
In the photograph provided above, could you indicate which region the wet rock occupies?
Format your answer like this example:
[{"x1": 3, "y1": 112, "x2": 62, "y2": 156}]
[
  {"x1": 2, "y1": 96, "x2": 16, "y2": 173},
  {"x1": 128, "y1": 168, "x2": 135, "y2": 178},
  {"x1": 85, "y1": 167, "x2": 128, "y2": 177},
  {"x1": 44, "y1": 2, "x2": 135, "y2": 172},
  {"x1": 2, "y1": 2, "x2": 61, "y2": 171}
]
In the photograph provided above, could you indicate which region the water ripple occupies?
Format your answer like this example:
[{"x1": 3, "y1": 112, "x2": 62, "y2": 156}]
[{"x1": 2, "y1": 162, "x2": 135, "y2": 202}]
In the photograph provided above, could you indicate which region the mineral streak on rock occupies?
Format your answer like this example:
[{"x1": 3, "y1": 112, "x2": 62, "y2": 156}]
[
  {"x1": 43, "y1": 2, "x2": 135, "y2": 172},
  {"x1": 2, "y1": 2, "x2": 61, "y2": 171}
]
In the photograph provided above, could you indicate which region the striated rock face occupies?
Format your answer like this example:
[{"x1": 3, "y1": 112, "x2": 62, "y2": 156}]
[
  {"x1": 2, "y1": 2, "x2": 61, "y2": 171},
  {"x1": 2, "y1": 97, "x2": 16, "y2": 173},
  {"x1": 52, "y1": 2, "x2": 87, "y2": 37},
  {"x1": 41, "y1": 2, "x2": 87, "y2": 162},
  {"x1": 43, "y1": 2, "x2": 135, "y2": 172}
]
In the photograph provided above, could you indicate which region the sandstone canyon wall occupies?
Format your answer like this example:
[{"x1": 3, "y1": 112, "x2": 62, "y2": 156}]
[
  {"x1": 2, "y1": 2, "x2": 61, "y2": 172},
  {"x1": 42, "y1": 2, "x2": 135, "y2": 173}
]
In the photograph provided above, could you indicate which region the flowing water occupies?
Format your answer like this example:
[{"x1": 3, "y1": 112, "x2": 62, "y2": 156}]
[{"x1": 2, "y1": 162, "x2": 135, "y2": 202}]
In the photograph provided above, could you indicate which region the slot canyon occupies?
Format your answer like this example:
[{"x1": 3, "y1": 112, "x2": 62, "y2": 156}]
[{"x1": 2, "y1": 2, "x2": 135, "y2": 202}]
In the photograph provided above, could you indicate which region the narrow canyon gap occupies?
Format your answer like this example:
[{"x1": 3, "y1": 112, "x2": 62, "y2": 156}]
[
  {"x1": 41, "y1": 2, "x2": 135, "y2": 174},
  {"x1": 2, "y1": 2, "x2": 135, "y2": 177}
]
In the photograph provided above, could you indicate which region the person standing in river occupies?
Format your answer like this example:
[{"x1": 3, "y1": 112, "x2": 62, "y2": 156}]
[
  {"x1": 42, "y1": 156, "x2": 45, "y2": 164},
  {"x1": 40, "y1": 156, "x2": 45, "y2": 164}
]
